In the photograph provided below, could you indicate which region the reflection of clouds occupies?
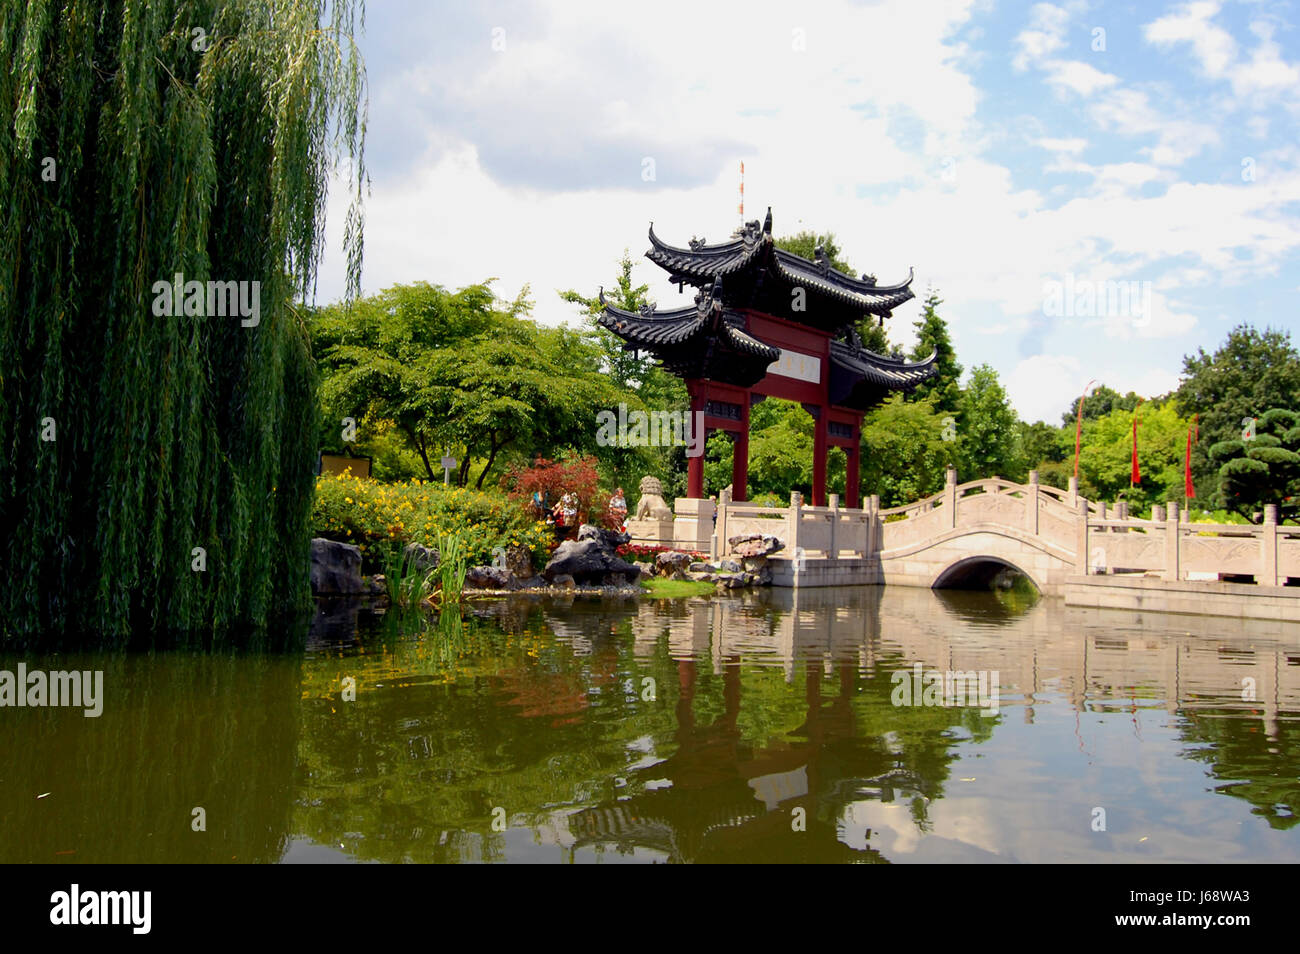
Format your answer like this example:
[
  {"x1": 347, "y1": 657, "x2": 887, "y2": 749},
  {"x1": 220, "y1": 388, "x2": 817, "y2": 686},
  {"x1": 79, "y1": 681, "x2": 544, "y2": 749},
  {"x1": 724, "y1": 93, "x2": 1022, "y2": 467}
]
[{"x1": 839, "y1": 799, "x2": 923, "y2": 855}]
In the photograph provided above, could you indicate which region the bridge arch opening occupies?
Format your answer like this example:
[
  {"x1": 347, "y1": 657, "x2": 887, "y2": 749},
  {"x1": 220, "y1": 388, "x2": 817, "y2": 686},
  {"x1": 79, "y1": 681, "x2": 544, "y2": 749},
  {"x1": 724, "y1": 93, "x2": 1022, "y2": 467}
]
[{"x1": 932, "y1": 557, "x2": 1041, "y2": 594}]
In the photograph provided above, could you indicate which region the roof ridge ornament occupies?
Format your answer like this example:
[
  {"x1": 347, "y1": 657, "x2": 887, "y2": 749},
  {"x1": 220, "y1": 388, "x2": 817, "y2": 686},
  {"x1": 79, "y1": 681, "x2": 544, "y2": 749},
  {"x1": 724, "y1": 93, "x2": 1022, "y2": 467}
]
[
  {"x1": 688, "y1": 235, "x2": 706, "y2": 251},
  {"x1": 763, "y1": 207, "x2": 772, "y2": 235},
  {"x1": 861, "y1": 273, "x2": 876, "y2": 286},
  {"x1": 813, "y1": 244, "x2": 832, "y2": 274}
]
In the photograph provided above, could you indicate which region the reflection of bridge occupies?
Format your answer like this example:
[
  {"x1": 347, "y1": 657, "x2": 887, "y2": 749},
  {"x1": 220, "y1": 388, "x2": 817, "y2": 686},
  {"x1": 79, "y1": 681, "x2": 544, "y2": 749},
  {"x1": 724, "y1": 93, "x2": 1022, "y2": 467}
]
[
  {"x1": 630, "y1": 469, "x2": 1300, "y2": 618},
  {"x1": 549, "y1": 587, "x2": 1300, "y2": 861}
]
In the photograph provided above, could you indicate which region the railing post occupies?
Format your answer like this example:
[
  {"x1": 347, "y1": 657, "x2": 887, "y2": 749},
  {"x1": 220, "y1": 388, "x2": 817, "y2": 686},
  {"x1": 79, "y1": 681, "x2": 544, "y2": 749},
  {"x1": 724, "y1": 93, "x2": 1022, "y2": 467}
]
[
  {"x1": 716, "y1": 486, "x2": 731, "y2": 557},
  {"x1": 1151, "y1": 504, "x2": 1164, "y2": 522},
  {"x1": 866, "y1": 493, "x2": 879, "y2": 561},
  {"x1": 1262, "y1": 504, "x2": 1279, "y2": 587},
  {"x1": 1164, "y1": 501, "x2": 1180, "y2": 582},
  {"x1": 788, "y1": 491, "x2": 803, "y2": 563},
  {"x1": 1096, "y1": 500, "x2": 1107, "y2": 534},
  {"x1": 1068, "y1": 475, "x2": 1079, "y2": 509},
  {"x1": 1025, "y1": 470, "x2": 1040, "y2": 535},
  {"x1": 828, "y1": 493, "x2": 839, "y2": 559},
  {"x1": 945, "y1": 466, "x2": 957, "y2": 529},
  {"x1": 1075, "y1": 497, "x2": 1090, "y2": 574}
]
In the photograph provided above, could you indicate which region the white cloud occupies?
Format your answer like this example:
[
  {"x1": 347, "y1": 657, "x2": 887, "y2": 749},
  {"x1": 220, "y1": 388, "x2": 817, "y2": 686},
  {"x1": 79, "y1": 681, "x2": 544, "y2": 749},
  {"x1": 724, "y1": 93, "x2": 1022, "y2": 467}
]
[
  {"x1": 1005, "y1": 354, "x2": 1086, "y2": 424},
  {"x1": 1036, "y1": 137, "x2": 1089, "y2": 154},
  {"x1": 1145, "y1": 4, "x2": 1300, "y2": 102},
  {"x1": 1145, "y1": 1, "x2": 1237, "y2": 78},
  {"x1": 1013, "y1": 3, "x2": 1070, "y2": 70},
  {"x1": 1042, "y1": 59, "x2": 1119, "y2": 97}
]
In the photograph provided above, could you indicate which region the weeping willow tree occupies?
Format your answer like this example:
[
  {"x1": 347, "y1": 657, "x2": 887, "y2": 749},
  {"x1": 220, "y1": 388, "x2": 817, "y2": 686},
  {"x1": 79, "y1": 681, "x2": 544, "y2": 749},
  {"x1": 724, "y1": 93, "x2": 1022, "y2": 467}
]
[{"x1": 0, "y1": 1, "x2": 366, "y2": 644}]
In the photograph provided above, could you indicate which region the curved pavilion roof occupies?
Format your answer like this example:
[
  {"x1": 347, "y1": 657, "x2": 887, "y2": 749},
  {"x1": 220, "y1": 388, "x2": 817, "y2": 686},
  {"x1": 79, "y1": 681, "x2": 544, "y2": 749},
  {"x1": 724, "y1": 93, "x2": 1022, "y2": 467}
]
[
  {"x1": 599, "y1": 210, "x2": 939, "y2": 410},
  {"x1": 645, "y1": 208, "x2": 915, "y2": 330}
]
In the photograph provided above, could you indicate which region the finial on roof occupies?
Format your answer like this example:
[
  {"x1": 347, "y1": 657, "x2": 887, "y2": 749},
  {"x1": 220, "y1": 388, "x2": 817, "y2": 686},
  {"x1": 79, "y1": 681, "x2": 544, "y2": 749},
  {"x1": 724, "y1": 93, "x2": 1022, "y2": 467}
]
[{"x1": 763, "y1": 207, "x2": 772, "y2": 234}]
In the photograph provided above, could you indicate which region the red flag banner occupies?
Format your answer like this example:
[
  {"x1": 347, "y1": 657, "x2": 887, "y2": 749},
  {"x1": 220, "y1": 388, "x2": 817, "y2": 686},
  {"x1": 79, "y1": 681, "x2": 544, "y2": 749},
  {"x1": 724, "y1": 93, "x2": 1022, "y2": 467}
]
[{"x1": 1185, "y1": 414, "x2": 1197, "y2": 499}]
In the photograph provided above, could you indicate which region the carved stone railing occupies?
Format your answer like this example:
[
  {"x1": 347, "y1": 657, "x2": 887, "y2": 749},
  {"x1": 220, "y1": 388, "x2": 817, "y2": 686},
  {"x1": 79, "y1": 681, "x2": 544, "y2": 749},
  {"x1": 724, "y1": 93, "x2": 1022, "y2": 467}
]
[
  {"x1": 1083, "y1": 501, "x2": 1300, "y2": 585},
  {"x1": 674, "y1": 473, "x2": 1298, "y2": 587}
]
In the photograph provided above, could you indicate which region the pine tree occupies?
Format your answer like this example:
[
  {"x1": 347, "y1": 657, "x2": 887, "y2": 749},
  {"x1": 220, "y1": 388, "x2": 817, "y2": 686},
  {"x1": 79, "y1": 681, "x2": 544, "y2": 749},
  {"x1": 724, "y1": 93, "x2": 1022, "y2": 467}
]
[{"x1": 908, "y1": 289, "x2": 962, "y2": 414}]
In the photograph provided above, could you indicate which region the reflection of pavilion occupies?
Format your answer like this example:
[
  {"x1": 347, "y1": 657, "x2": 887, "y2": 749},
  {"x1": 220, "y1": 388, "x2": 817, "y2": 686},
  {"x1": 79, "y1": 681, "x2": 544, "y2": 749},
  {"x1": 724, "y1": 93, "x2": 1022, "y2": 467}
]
[
  {"x1": 563, "y1": 587, "x2": 1300, "y2": 858},
  {"x1": 568, "y1": 656, "x2": 895, "y2": 863}
]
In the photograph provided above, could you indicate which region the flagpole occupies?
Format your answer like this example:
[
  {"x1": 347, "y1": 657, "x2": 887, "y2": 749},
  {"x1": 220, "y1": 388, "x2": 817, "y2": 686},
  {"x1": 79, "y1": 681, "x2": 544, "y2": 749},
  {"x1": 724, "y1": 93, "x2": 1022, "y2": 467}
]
[{"x1": 1074, "y1": 379, "x2": 1096, "y2": 483}]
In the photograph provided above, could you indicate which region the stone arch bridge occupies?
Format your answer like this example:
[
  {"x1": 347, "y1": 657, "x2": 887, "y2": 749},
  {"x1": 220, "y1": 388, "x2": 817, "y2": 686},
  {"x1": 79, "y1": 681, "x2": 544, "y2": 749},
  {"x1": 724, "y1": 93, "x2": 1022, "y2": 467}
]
[{"x1": 630, "y1": 470, "x2": 1300, "y2": 614}]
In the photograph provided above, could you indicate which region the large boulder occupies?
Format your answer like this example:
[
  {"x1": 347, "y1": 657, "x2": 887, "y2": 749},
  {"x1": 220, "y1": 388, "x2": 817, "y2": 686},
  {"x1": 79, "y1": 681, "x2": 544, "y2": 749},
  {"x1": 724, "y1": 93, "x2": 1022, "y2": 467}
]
[
  {"x1": 310, "y1": 538, "x2": 365, "y2": 596},
  {"x1": 543, "y1": 527, "x2": 643, "y2": 586}
]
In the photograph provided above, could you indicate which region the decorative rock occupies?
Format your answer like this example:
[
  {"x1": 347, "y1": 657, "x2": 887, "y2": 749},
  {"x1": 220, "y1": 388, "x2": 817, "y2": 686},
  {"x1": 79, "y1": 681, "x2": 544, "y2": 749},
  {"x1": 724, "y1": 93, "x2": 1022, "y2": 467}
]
[
  {"x1": 741, "y1": 555, "x2": 768, "y2": 573},
  {"x1": 728, "y1": 533, "x2": 784, "y2": 558},
  {"x1": 552, "y1": 574, "x2": 576, "y2": 589},
  {"x1": 576, "y1": 523, "x2": 632, "y2": 548},
  {"x1": 543, "y1": 527, "x2": 643, "y2": 586},
  {"x1": 655, "y1": 550, "x2": 693, "y2": 576},
  {"x1": 504, "y1": 545, "x2": 532, "y2": 579},
  {"x1": 465, "y1": 565, "x2": 518, "y2": 590},
  {"x1": 310, "y1": 538, "x2": 366, "y2": 596},
  {"x1": 718, "y1": 559, "x2": 743, "y2": 573},
  {"x1": 688, "y1": 562, "x2": 711, "y2": 573},
  {"x1": 402, "y1": 542, "x2": 439, "y2": 572}
]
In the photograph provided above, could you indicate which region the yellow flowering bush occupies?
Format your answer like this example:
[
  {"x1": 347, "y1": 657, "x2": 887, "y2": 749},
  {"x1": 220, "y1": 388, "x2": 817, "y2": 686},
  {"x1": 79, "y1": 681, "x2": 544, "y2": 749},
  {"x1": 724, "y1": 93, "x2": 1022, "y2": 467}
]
[{"x1": 312, "y1": 472, "x2": 556, "y2": 572}]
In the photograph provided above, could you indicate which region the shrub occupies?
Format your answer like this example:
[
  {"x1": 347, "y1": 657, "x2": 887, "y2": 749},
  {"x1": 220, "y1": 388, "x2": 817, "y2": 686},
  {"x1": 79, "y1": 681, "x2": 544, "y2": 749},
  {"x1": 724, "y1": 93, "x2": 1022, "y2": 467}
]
[
  {"x1": 503, "y1": 454, "x2": 619, "y2": 528},
  {"x1": 312, "y1": 472, "x2": 555, "y2": 573}
]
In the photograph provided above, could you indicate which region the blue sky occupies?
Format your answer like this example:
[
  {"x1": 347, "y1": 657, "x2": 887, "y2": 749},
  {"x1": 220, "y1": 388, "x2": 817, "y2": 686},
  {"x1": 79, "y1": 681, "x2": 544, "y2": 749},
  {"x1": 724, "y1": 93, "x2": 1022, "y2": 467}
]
[{"x1": 315, "y1": 0, "x2": 1300, "y2": 424}]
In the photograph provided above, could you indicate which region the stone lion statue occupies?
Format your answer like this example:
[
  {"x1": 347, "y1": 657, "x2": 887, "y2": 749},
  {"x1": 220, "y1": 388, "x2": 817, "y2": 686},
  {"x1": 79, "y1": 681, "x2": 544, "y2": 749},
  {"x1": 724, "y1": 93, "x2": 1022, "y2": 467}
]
[{"x1": 635, "y1": 476, "x2": 673, "y2": 520}]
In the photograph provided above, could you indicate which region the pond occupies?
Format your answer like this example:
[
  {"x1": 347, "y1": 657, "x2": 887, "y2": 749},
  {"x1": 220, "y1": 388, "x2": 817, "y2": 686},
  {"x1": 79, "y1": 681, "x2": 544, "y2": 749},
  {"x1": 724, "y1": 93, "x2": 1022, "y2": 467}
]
[{"x1": 3, "y1": 586, "x2": 1298, "y2": 863}]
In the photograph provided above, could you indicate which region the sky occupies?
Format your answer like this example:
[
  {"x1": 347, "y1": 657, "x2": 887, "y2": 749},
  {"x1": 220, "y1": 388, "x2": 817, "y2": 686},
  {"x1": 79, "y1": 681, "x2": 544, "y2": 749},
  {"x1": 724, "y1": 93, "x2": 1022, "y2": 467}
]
[{"x1": 314, "y1": 0, "x2": 1300, "y2": 425}]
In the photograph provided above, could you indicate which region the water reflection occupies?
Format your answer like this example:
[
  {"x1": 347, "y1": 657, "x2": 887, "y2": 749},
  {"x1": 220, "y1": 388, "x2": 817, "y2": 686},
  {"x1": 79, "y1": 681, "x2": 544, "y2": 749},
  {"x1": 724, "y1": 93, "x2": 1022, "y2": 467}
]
[{"x1": 2, "y1": 588, "x2": 1297, "y2": 862}]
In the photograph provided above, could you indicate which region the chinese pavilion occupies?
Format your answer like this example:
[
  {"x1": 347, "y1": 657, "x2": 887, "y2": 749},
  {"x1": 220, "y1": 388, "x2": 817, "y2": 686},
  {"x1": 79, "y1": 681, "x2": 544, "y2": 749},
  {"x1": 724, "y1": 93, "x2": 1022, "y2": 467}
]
[{"x1": 599, "y1": 208, "x2": 937, "y2": 508}]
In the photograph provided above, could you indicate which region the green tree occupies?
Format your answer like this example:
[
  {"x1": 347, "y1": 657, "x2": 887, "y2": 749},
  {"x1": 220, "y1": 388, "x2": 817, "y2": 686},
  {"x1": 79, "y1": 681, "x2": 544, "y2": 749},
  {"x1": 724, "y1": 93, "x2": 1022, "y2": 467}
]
[
  {"x1": 1077, "y1": 401, "x2": 1192, "y2": 512},
  {"x1": 312, "y1": 282, "x2": 623, "y2": 488},
  {"x1": 0, "y1": 0, "x2": 366, "y2": 642},
  {"x1": 860, "y1": 396, "x2": 954, "y2": 507},
  {"x1": 908, "y1": 289, "x2": 962, "y2": 414},
  {"x1": 955, "y1": 365, "x2": 1024, "y2": 482},
  {"x1": 774, "y1": 231, "x2": 855, "y2": 274},
  {"x1": 1176, "y1": 325, "x2": 1300, "y2": 509},
  {"x1": 1207, "y1": 407, "x2": 1300, "y2": 521},
  {"x1": 1060, "y1": 384, "x2": 1141, "y2": 427},
  {"x1": 559, "y1": 252, "x2": 689, "y2": 493}
]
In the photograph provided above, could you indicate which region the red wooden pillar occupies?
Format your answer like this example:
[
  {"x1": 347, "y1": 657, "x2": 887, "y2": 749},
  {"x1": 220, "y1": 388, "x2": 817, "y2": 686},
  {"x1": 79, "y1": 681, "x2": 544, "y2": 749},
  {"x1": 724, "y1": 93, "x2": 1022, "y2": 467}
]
[
  {"x1": 812, "y1": 404, "x2": 828, "y2": 507},
  {"x1": 731, "y1": 393, "x2": 750, "y2": 501},
  {"x1": 687, "y1": 380, "x2": 706, "y2": 499}
]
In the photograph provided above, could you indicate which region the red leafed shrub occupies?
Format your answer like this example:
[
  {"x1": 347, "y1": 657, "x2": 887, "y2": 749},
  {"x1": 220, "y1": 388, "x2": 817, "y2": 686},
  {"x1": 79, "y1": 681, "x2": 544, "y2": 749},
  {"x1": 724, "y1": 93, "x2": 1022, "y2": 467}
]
[{"x1": 503, "y1": 455, "x2": 613, "y2": 527}]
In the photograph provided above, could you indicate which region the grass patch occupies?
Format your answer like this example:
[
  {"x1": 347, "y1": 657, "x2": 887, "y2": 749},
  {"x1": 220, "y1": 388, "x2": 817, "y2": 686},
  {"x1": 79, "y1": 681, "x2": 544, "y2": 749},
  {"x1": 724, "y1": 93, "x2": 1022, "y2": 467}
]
[{"x1": 640, "y1": 578, "x2": 716, "y2": 598}]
